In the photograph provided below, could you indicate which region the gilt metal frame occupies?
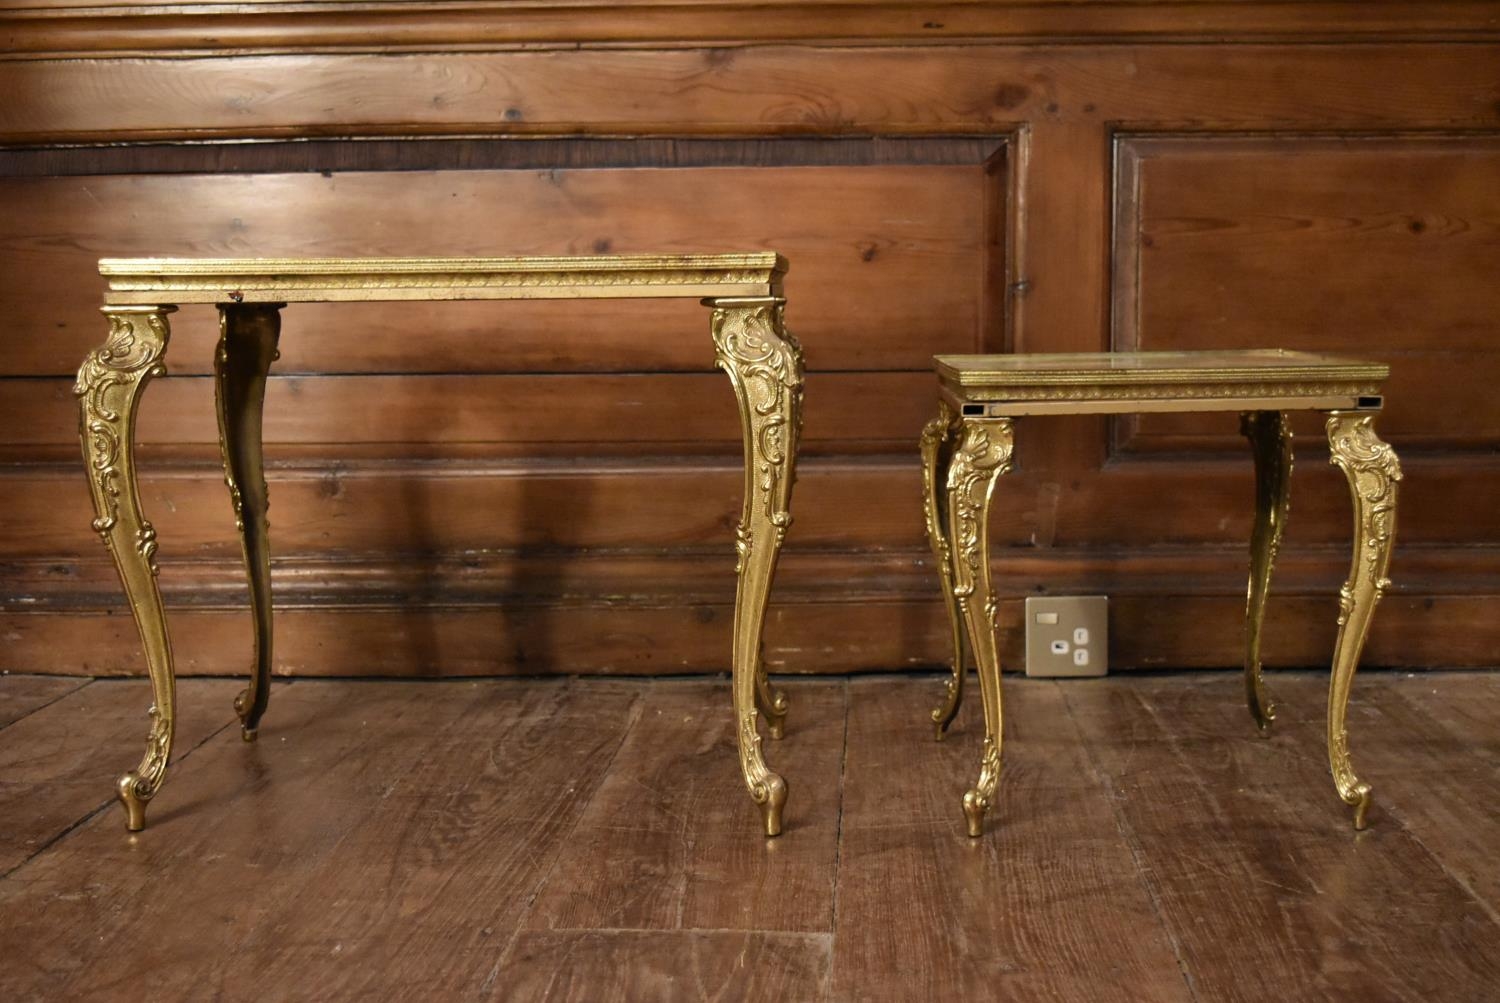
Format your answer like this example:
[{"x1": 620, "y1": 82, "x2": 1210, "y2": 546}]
[
  {"x1": 923, "y1": 349, "x2": 1399, "y2": 836},
  {"x1": 77, "y1": 253, "x2": 802, "y2": 836}
]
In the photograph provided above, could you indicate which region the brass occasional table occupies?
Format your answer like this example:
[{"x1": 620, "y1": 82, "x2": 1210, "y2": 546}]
[
  {"x1": 921, "y1": 350, "x2": 1401, "y2": 836},
  {"x1": 77, "y1": 254, "x2": 803, "y2": 836}
]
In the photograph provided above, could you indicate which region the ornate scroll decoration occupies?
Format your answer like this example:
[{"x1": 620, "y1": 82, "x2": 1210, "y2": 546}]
[
  {"x1": 76, "y1": 306, "x2": 177, "y2": 831},
  {"x1": 738, "y1": 708, "x2": 788, "y2": 834},
  {"x1": 944, "y1": 418, "x2": 1015, "y2": 837},
  {"x1": 946, "y1": 421, "x2": 1015, "y2": 602},
  {"x1": 963, "y1": 737, "x2": 1003, "y2": 836},
  {"x1": 1240, "y1": 411, "x2": 1293, "y2": 735},
  {"x1": 921, "y1": 401, "x2": 968, "y2": 738},
  {"x1": 710, "y1": 299, "x2": 804, "y2": 563},
  {"x1": 708, "y1": 297, "x2": 803, "y2": 837},
  {"x1": 117, "y1": 703, "x2": 172, "y2": 830},
  {"x1": 1325, "y1": 412, "x2": 1402, "y2": 830},
  {"x1": 76, "y1": 311, "x2": 169, "y2": 568}
]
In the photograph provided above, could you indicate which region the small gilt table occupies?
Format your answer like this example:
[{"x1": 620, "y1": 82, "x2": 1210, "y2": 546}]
[
  {"x1": 77, "y1": 254, "x2": 803, "y2": 836},
  {"x1": 921, "y1": 350, "x2": 1401, "y2": 836}
]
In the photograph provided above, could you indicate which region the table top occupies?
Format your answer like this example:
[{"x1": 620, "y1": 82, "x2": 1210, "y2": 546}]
[
  {"x1": 935, "y1": 350, "x2": 1389, "y2": 416},
  {"x1": 99, "y1": 253, "x2": 786, "y2": 305}
]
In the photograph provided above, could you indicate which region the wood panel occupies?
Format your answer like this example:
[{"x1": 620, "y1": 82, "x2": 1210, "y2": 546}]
[
  {"x1": 3, "y1": 15, "x2": 1500, "y2": 673},
  {"x1": 2, "y1": 372, "x2": 933, "y2": 459},
  {"x1": 1114, "y1": 135, "x2": 1500, "y2": 454},
  {"x1": 4, "y1": 45, "x2": 1500, "y2": 147},
  {"x1": 9, "y1": 453, "x2": 1500, "y2": 560},
  {"x1": 5, "y1": 551, "x2": 1497, "y2": 677},
  {"x1": 0, "y1": 159, "x2": 993, "y2": 376},
  {"x1": 9, "y1": 1, "x2": 1500, "y2": 57}
]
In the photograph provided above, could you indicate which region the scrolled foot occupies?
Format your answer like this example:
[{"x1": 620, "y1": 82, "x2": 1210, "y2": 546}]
[
  {"x1": 1348, "y1": 784, "x2": 1373, "y2": 831},
  {"x1": 962, "y1": 788, "x2": 990, "y2": 838},
  {"x1": 234, "y1": 688, "x2": 261, "y2": 741},
  {"x1": 755, "y1": 772, "x2": 788, "y2": 837},
  {"x1": 116, "y1": 771, "x2": 151, "y2": 832}
]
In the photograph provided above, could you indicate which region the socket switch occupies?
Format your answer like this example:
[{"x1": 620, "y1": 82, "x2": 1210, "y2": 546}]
[{"x1": 1025, "y1": 596, "x2": 1108, "y2": 678}]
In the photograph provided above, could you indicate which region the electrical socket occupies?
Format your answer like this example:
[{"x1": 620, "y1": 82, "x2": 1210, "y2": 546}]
[{"x1": 1024, "y1": 596, "x2": 1108, "y2": 678}]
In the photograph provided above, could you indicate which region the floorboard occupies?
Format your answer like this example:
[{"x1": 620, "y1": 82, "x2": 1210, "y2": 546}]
[
  {"x1": 496, "y1": 930, "x2": 831, "y2": 1002},
  {"x1": 524, "y1": 679, "x2": 845, "y2": 935},
  {"x1": 0, "y1": 677, "x2": 244, "y2": 876},
  {"x1": 1331, "y1": 672, "x2": 1500, "y2": 920},
  {"x1": 1, "y1": 671, "x2": 1498, "y2": 1003},
  {"x1": 831, "y1": 676, "x2": 1192, "y2": 1003},
  {"x1": 1068, "y1": 672, "x2": 1500, "y2": 1003},
  {"x1": 0, "y1": 674, "x2": 88, "y2": 730}
]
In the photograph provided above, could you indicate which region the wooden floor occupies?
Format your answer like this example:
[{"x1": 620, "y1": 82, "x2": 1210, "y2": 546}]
[{"x1": 2, "y1": 671, "x2": 1499, "y2": 1002}]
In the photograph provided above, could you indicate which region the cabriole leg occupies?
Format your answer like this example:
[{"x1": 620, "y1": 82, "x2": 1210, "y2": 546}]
[
  {"x1": 215, "y1": 304, "x2": 283, "y2": 740},
  {"x1": 1325, "y1": 411, "x2": 1402, "y2": 830},
  {"x1": 76, "y1": 306, "x2": 177, "y2": 831},
  {"x1": 944, "y1": 418, "x2": 1015, "y2": 837},
  {"x1": 1241, "y1": 410, "x2": 1292, "y2": 735},
  {"x1": 921, "y1": 400, "x2": 967, "y2": 740},
  {"x1": 707, "y1": 296, "x2": 803, "y2": 837}
]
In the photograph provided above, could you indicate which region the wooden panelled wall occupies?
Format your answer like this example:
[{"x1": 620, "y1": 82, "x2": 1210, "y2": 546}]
[{"x1": 2, "y1": 1, "x2": 1498, "y2": 676}]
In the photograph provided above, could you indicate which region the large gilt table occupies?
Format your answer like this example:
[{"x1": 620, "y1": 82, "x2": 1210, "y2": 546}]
[
  {"x1": 77, "y1": 254, "x2": 803, "y2": 836},
  {"x1": 921, "y1": 350, "x2": 1401, "y2": 836}
]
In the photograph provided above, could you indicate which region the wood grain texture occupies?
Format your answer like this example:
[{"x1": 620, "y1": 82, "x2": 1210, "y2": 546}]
[
  {"x1": 0, "y1": 163, "x2": 989, "y2": 376},
  {"x1": 5, "y1": 45, "x2": 1500, "y2": 146},
  {"x1": 193, "y1": 679, "x2": 642, "y2": 999},
  {"x1": 0, "y1": 677, "x2": 244, "y2": 875},
  {"x1": 0, "y1": 678, "x2": 641, "y2": 999},
  {"x1": 9, "y1": 587, "x2": 1500, "y2": 678},
  {"x1": 1, "y1": 372, "x2": 935, "y2": 455},
  {"x1": 1115, "y1": 135, "x2": 1500, "y2": 453},
  {"x1": 1354, "y1": 672, "x2": 1500, "y2": 916},
  {"x1": 0, "y1": 674, "x2": 87, "y2": 729},
  {"x1": 3, "y1": 672, "x2": 1500, "y2": 1002},
  {"x1": 6, "y1": 545, "x2": 1499, "y2": 676},
  {"x1": 9, "y1": 1, "x2": 1500, "y2": 57},
  {"x1": 1065, "y1": 672, "x2": 1500, "y2": 1000},
  {"x1": 832, "y1": 677, "x2": 1191, "y2": 1002},
  {"x1": 5, "y1": 20, "x2": 1500, "y2": 674},
  {"x1": 495, "y1": 930, "x2": 832, "y2": 1003},
  {"x1": 525, "y1": 680, "x2": 845, "y2": 932},
  {"x1": 6, "y1": 453, "x2": 1497, "y2": 567}
]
